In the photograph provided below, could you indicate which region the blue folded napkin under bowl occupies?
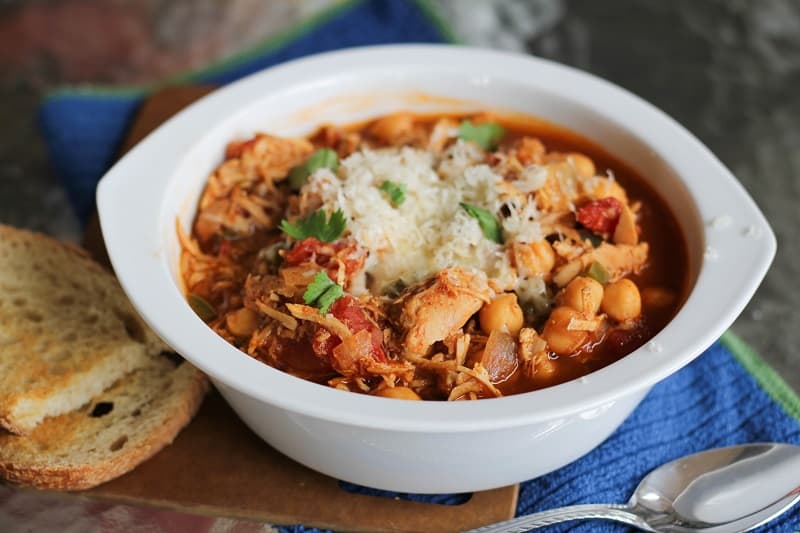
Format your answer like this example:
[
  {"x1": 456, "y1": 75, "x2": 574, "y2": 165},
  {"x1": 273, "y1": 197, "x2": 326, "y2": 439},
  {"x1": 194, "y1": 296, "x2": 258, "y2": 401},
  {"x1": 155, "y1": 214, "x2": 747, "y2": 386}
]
[{"x1": 38, "y1": 1, "x2": 800, "y2": 531}]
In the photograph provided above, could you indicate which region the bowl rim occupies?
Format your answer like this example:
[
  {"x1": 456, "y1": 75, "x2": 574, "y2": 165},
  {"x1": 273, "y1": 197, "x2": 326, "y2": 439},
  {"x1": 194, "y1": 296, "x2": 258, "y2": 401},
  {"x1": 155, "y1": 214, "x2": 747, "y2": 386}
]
[{"x1": 97, "y1": 44, "x2": 776, "y2": 432}]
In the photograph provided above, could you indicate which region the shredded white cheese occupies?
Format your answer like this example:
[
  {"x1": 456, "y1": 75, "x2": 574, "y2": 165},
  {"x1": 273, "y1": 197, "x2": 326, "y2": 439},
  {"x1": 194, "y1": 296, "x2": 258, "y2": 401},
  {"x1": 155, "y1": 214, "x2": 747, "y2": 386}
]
[
  {"x1": 502, "y1": 201, "x2": 543, "y2": 245},
  {"x1": 302, "y1": 145, "x2": 545, "y2": 295},
  {"x1": 515, "y1": 276, "x2": 549, "y2": 316},
  {"x1": 511, "y1": 165, "x2": 547, "y2": 193}
]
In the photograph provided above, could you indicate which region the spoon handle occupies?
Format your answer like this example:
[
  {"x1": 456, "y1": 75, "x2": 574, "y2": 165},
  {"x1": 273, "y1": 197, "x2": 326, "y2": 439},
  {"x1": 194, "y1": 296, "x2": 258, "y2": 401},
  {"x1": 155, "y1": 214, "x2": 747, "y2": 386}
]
[{"x1": 464, "y1": 504, "x2": 654, "y2": 532}]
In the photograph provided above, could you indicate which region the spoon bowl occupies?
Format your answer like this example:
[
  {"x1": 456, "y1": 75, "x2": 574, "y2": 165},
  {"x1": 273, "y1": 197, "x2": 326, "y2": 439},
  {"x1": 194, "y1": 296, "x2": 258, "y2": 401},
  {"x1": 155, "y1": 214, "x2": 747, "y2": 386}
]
[{"x1": 468, "y1": 443, "x2": 800, "y2": 532}]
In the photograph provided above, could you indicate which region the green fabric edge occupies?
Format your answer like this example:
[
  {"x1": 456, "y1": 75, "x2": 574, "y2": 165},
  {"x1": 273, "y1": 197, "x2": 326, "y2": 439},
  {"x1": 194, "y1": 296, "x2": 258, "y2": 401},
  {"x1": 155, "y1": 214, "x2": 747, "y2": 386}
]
[
  {"x1": 721, "y1": 330, "x2": 800, "y2": 425},
  {"x1": 42, "y1": 0, "x2": 461, "y2": 101},
  {"x1": 42, "y1": 0, "x2": 360, "y2": 100},
  {"x1": 413, "y1": 0, "x2": 461, "y2": 44}
]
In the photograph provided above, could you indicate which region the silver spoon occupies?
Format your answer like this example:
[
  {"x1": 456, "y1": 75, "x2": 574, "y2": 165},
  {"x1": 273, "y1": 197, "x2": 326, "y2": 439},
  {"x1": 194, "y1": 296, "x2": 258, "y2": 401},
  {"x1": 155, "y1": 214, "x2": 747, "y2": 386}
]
[{"x1": 466, "y1": 443, "x2": 800, "y2": 532}]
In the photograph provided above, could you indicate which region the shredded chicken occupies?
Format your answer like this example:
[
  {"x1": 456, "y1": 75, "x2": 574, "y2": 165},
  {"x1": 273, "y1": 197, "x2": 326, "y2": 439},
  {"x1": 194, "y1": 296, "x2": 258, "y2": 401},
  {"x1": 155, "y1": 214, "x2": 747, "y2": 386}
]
[
  {"x1": 519, "y1": 328, "x2": 552, "y2": 379},
  {"x1": 394, "y1": 268, "x2": 493, "y2": 355},
  {"x1": 448, "y1": 364, "x2": 502, "y2": 400},
  {"x1": 554, "y1": 242, "x2": 649, "y2": 287},
  {"x1": 255, "y1": 301, "x2": 298, "y2": 331},
  {"x1": 285, "y1": 303, "x2": 351, "y2": 339},
  {"x1": 233, "y1": 133, "x2": 314, "y2": 183}
]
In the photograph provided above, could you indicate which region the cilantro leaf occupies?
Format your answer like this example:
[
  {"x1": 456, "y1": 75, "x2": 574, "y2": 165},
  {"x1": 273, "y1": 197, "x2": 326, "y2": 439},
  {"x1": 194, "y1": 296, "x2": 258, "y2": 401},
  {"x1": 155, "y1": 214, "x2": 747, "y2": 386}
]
[
  {"x1": 458, "y1": 120, "x2": 505, "y2": 150},
  {"x1": 304, "y1": 271, "x2": 336, "y2": 305},
  {"x1": 288, "y1": 148, "x2": 339, "y2": 191},
  {"x1": 379, "y1": 180, "x2": 407, "y2": 207},
  {"x1": 303, "y1": 271, "x2": 344, "y2": 315},
  {"x1": 316, "y1": 283, "x2": 344, "y2": 315},
  {"x1": 317, "y1": 209, "x2": 346, "y2": 242},
  {"x1": 279, "y1": 219, "x2": 307, "y2": 240},
  {"x1": 279, "y1": 209, "x2": 346, "y2": 243},
  {"x1": 460, "y1": 202, "x2": 503, "y2": 244}
]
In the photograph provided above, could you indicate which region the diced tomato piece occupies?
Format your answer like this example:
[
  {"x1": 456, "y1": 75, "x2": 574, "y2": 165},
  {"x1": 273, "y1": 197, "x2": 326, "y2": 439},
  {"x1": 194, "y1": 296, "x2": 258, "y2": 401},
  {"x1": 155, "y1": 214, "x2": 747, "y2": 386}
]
[
  {"x1": 283, "y1": 237, "x2": 366, "y2": 286},
  {"x1": 330, "y1": 296, "x2": 372, "y2": 331},
  {"x1": 576, "y1": 197, "x2": 623, "y2": 235},
  {"x1": 284, "y1": 237, "x2": 325, "y2": 265},
  {"x1": 331, "y1": 296, "x2": 387, "y2": 363},
  {"x1": 310, "y1": 296, "x2": 387, "y2": 363}
]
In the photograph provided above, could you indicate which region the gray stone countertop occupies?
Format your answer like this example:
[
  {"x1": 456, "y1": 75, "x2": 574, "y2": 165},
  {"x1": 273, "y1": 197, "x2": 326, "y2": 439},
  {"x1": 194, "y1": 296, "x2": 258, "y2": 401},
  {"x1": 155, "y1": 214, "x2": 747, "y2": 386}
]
[{"x1": 0, "y1": 0, "x2": 797, "y2": 389}]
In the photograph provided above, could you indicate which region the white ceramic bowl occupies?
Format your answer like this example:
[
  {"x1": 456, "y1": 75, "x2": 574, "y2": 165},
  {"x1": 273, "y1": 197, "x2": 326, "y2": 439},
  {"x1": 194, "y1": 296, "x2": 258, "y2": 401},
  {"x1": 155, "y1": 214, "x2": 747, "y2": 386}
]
[{"x1": 97, "y1": 45, "x2": 775, "y2": 493}]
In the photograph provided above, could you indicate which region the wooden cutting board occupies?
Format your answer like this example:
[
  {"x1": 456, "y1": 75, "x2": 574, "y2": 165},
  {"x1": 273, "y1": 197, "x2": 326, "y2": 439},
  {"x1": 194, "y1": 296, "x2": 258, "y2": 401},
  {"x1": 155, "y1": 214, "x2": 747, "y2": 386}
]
[{"x1": 79, "y1": 86, "x2": 519, "y2": 533}]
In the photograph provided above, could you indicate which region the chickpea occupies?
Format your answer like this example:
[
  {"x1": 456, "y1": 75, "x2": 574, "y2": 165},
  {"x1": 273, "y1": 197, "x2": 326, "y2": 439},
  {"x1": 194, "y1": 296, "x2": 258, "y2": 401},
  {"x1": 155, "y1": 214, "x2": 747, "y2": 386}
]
[
  {"x1": 225, "y1": 307, "x2": 260, "y2": 337},
  {"x1": 642, "y1": 287, "x2": 676, "y2": 309},
  {"x1": 601, "y1": 279, "x2": 642, "y2": 322},
  {"x1": 479, "y1": 293, "x2": 524, "y2": 336},
  {"x1": 562, "y1": 277, "x2": 604, "y2": 315},
  {"x1": 541, "y1": 306, "x2": 589, "y2": 356},
  {"x1": 374, "y1": 386, "x2": 421, "y2": 400},
  {"x1": 567, "y1": 153, "x2": 596, "y2": 178}
]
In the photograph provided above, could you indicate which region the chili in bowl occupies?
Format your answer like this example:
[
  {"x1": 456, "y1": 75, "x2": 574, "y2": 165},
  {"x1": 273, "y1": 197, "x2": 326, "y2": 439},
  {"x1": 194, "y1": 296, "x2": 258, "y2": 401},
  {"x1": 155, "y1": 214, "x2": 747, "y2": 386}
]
[{"x1": 97, "y1": 45, "x2": 774, "y2": 493}]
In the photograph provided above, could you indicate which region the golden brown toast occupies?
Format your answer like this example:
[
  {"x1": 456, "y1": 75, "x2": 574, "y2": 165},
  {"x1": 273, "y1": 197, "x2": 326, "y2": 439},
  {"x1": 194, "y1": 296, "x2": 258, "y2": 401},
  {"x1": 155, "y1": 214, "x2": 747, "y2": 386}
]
[{"x1": 0, "y1": 225, "x2": 166, "y2": 434}]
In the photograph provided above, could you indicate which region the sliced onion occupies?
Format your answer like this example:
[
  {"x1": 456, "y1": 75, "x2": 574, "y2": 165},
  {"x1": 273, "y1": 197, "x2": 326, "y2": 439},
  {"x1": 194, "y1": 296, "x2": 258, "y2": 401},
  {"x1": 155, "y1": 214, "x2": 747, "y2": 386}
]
[
  {"x1": 331, "y1": 329, "x2": 373, "y2": 376},
  {"x1": 481, "y1": 329, "x2": 518, "y2": 383}
]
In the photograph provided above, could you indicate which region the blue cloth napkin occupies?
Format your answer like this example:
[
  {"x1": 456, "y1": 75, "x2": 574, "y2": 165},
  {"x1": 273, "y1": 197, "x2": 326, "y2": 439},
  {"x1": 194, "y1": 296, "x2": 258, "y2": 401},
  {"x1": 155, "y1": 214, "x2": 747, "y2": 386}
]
[{"x1": 39, "y1": 1, "x2": 800, "y2": 531}]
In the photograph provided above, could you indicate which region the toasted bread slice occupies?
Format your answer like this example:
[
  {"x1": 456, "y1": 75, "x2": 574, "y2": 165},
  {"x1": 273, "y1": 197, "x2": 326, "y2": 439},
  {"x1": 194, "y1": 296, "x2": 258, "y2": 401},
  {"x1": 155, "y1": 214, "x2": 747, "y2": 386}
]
[
  {"x1": 0, "y1": 357, "x2": 208, "y2": 490},
  {"x1": 0, "y1": 225, "x2": 167, "y2": 434}
]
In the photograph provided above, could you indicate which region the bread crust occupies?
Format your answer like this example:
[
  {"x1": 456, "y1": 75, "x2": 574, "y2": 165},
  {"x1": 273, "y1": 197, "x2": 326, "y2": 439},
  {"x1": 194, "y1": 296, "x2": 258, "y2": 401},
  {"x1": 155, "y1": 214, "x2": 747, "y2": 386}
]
[
  {"x1": 0, "y1": 364, "x2": 208, "y2": 490},
  {"x1": 0, "y1": 225, "x2": 209, "y2": 489}
]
